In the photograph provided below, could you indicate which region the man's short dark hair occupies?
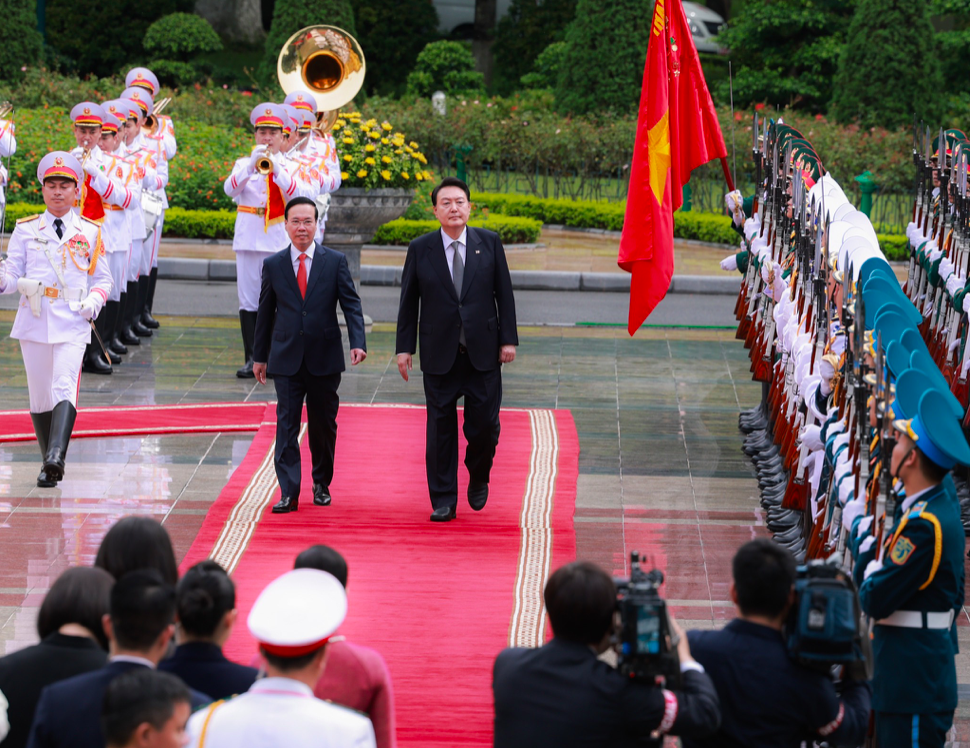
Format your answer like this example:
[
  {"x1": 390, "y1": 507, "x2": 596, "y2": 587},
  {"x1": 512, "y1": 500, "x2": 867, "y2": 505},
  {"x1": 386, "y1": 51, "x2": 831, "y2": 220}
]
[
  {"x1": 544, "y1": 561, "x2": 616, "y2": 644},
  {"x1": 37, "y1": 566, "x2": 114, "y2": 650},
  {"x1": 95, "y1": 516, "x2": 178, "y2": 586},
  {"x1": 260, "y1": 645, "x2": 326, "y2": 672},
  {"x1": 110, "y1": 569, "x2": 176, "y2": 651},
  {"x1": 176, "y1": 560, "x2": 236, "y2": 639},
  {"x1": 431, "y1": 177, "x2": 470, "y2": 206},
  {"x1": 732, "y1": 539, "x2": 796, "y2": 618},
  {"x1": 102, "y1": 669, "x2": 190, "y2": 748},
  {"x1": 285, "y1": 196, "x2": 318, "y2": 221},
  {"x1": 294, "y1": 545, "x2": 348, "y2": 588},
  {"x1": 916, "y1": 448, "x2": 950, "y2": 484}
]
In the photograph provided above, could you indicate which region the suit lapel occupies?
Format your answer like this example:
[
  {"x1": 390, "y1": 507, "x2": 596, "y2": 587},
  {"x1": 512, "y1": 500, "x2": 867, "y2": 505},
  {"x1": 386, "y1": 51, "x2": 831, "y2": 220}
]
[
  {"x1": 303, "y1": 242, "x2": 328, "y2": 302},
  {"x1": 430, "y1": 231, "x2": 459, "y2": 301},
  {"x1": 460, "y1": 227, "x2": 482, "y2": 300},
  {"x1": 281, "y1": 245, "x2": 303, "y2": 302}
]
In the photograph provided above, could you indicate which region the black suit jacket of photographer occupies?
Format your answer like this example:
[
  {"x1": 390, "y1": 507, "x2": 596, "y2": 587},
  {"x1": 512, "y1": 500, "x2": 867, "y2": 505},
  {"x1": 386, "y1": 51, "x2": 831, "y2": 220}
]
[
  {"x1": 395, "y1": 226, "x2": 517, "y2": 374},
  {"x1": 492, "y1": 637, "x2": 720, "y2": 748}
]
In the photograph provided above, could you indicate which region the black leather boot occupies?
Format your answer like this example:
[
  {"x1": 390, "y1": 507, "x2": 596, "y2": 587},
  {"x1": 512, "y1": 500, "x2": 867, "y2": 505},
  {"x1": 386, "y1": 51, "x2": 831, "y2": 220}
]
[
  {"x1": 106, "y1": 299, "x2": 128, "y2": 356},
  {"x1": 236, "y1": 310, "x2": 257, "y2": 379},
  {"x1": 141, "y1": 266, "x2": 160, "y2": 329},
  {"x1": 131, "y1": 276, "x2": 152, "y2": 337},
  {"x1": 120, "y1": 283, "x2": 141, "y2": 346},
  {"x1": 99, "y1": 303, "x2": 121, "y2": 364},
  {"x1": 31, "y1": 411, "x2": 57, "y2": 487},
  {"x1": 43, "y1": 401, "x2": 77, "y2": 484}
]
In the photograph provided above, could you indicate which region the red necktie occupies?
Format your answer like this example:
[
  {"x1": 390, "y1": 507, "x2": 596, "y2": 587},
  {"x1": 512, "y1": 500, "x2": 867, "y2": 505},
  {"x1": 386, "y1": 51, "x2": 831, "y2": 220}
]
[{"x1": 297, "y1": 253, "x2": 308, "y2": 299}]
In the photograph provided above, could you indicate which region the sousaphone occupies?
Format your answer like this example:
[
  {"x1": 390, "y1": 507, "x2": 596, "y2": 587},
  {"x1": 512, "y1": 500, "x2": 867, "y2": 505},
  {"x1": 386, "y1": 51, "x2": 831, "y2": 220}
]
[{"x1": 277, "y1": 25, "x2": 366, "y2": 133}]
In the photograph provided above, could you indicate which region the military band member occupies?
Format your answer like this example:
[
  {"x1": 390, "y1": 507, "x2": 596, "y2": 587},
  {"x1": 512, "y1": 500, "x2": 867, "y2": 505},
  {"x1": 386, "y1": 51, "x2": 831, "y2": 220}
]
[
  {"x1": 224, "y1": 102, "x2": 312, "y2": 379},
  {"x1": 0, "y1": 152, "x2": 111, "y2": 487},
  {"x1": 283, "y1": 90, "x2": 340, "y2": 241},
  {"x1": 68, "y1": 102, "x2": 133, "y2": 375},
  {"x1": 0, "y1": 108, "x2": 16, "y2": 212}
]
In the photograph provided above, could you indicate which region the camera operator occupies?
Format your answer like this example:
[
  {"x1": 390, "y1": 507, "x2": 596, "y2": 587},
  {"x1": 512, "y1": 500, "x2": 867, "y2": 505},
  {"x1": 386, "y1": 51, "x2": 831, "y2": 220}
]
[
  {"x1": 684, "y1": 539, "x2": 871, "y2": 748},
  {"x1": 492, "y1": 561, "x2": 720, "y2": 748}
]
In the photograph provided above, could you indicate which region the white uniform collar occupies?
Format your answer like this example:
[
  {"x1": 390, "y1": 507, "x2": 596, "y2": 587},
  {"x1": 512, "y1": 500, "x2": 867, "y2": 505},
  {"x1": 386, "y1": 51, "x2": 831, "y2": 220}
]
[
  {"x1": 899, "y1": 484, "x2": 935, "y2": 514},
  {"x1": 249, "y1": 677, "x2": 314, "y2": 697}
]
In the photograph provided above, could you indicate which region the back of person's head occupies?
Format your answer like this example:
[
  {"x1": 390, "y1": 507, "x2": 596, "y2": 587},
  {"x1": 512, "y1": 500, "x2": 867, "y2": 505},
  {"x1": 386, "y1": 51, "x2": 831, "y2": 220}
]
[
  {"x1": 176, "y1": 560, "x2": 235, "y2": 639},
  {"x1": 37, "y1": 566, "x2": 114, "y2": 650},
  {"x1": 102, "y1": 669, "x2": 190, "y2": 748},
  {"x1": 732, "y1": 538, "x2": 797, "y2": 619},
  {"x1": 95, "y1": 517, "x2": 178, "y2": 586},
  {"x1": 544, "y1": 561, "x2": 616, "y2": 645},
  {"x1": 110, "y1": 570, "x2": 176, "y2": 652},
  {"x1": 293, "y1": 545, "x2": 348, "y2": 588}
]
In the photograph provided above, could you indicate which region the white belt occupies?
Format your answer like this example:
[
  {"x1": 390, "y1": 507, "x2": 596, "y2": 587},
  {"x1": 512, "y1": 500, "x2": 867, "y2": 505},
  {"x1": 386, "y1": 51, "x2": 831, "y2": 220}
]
[{"x1": 876, "y1": 610, "x2": 955, "y2": 629}]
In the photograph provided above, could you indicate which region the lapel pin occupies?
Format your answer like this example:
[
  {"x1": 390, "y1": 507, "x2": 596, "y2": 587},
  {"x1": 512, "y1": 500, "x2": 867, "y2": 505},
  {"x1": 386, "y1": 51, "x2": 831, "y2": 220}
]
[{"x1": 475, "y1": 249, "x2": 480, "y2": 254}]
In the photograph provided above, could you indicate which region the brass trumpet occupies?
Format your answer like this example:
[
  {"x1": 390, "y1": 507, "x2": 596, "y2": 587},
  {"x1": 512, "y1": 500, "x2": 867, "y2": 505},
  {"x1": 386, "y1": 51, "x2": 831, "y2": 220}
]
[
  {"x1": 0, "y1": 102, "x2": 13, "y2": 121},
  {"x1": 256, "y1": 155, "x2": 274, "y2": 175},
  {"x1": 143, "y1": 96, "x2": 173, "y2": 134}
]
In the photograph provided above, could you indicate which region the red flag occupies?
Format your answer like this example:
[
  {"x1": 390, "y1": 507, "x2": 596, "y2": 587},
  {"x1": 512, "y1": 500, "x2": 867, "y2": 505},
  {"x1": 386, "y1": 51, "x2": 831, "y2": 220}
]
[{"x1": 618, "y1": 0, "x2": 728, "y2": 334}]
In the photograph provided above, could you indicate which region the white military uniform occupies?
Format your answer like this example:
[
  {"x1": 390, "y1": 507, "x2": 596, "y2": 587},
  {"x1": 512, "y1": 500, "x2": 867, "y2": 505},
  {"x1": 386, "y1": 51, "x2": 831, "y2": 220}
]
[
  {"x1": 0, "y1": 118, "x2": 16, "y2": 208},
  {"x1": 309, "y1": 131, "x2": 341, "y2": 242},
  {"x1": 0, "y1": 211, "x2": 111, "y2": 410},
  {"x1": 143, "y1": 120, "x2": 173, "y2": 271},
  {"x1": 186, "y1": 678, "x2": 375, "y2": 748},
  {"x1": 123, "y1": 136, "x2": 162, "y2": 281}
]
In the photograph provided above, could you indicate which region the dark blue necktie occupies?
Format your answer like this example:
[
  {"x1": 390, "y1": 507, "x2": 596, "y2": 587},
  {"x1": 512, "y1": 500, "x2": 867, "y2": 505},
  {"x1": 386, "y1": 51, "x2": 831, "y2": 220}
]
[{"x1": 54, "y1": 218, "x2": 63, "y2": 240}]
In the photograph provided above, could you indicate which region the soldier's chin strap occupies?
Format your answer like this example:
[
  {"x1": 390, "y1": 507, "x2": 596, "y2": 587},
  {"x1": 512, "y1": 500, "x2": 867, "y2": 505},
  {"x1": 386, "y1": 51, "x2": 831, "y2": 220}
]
[{"x1": 891, "y1": 446, "x2": 916, "y2": 482}]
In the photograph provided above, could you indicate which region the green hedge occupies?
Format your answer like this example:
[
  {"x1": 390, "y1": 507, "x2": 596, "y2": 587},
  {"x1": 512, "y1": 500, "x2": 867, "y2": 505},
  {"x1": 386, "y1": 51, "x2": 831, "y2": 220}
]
[
  {"x1": 371, "y1": 216, "x2": 542, "y2": 245},
  {"x1": 164, "y1": 207, "x2": 235, "y2": 239}
]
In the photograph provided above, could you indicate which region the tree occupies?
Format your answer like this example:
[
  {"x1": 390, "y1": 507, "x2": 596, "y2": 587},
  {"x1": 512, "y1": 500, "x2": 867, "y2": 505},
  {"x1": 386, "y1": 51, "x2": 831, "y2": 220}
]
[
  {"x1": 257, "y1": 0, "x2": 356, "y2": 92},
  {"x1": 492, "y1": 0, "x2": 577, "y2": 95},
  {"x1": 0, "y1": 0, "x2": 43, "y2": 82},
  {"x1": 714, "y1": 0, "x2": 855, "y2": 112},
  {"x1": 45, "y1": 0, "x2": 192, "y2": 77},
  {"x1": 354, "y1": 0, "x2": 439, "y2": 96},
  {"x1": 554, "y1": 0, "x2": 650, "y2": 116},
  {"x1": 405, "y1": 40, "x2": 485, "y2": 97},
  {"x1": 195, "y1": 0, "x2": 266, "y2": 45},
  {"x1": 832, "y1": 0, "x2": 944, "y2": 129}
]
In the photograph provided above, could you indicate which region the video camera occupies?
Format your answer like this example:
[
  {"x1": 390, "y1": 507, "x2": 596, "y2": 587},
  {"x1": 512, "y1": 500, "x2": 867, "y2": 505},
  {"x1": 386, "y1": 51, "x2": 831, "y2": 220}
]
[{"x1": 613, "y1": 551, "x2": 681, "y2": 689}]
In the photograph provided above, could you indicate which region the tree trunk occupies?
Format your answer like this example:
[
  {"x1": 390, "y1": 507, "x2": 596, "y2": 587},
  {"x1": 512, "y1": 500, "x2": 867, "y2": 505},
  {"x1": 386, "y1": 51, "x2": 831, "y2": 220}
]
[
  {"x1": 195, "y1": 0, "x2": 266, "y2": 44},
  {"x1": 473, "y1": 0, "x2": 497, "y2": 86}
]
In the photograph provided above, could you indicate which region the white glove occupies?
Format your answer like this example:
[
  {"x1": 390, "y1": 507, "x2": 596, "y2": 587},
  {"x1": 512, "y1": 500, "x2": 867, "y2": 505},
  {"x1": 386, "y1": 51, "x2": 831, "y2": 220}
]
[
  {"x1": 720, "y1": 254, "x2": 738, "y2": 272},
  {"x1": 744, "y1": 217, "x2": 760, "y2": 241},
  {"x1": 271, "y1": 152, "x2": 285, "y2": 177},
  {"x1": 724, "y1": 189, "x2": 744, "y2": 225},
  {"x1": 863, "y1": 558, "x2": 883, "y2": 579},
  {"x1": 950, "y1": 336, "x2": 961, "y2": 353},
  {"x1": 841, "y1": 496, "x2": 866, "y2": 528},
  {"x1": 249, "y1": 146, "x2": 267, "y2": 172},
  {"x1": 939, "y1": 257, "x2": 954, "y2": 279},
  {"x1": 838, "y1": 479, "x2": 854, "y2": 507},
  {"x1": 82, "y1": 158, "x2": 100, "y2": 178},
  {"x1": 946, "y1": 274, "x2": 964, "y2": 297},
  {"x1": 78, "y1": 296, "x2": 98, "y2": 320},
  {"x1": 928, "y1": 243, "x2": 942, "y2": 263},
  {"x1": 856, "y1": 514, "x2": 874, "y2": 537},
  {"x1": 820, "y1": 377, "x2": 832, "y2": 397},
  {"x1": 800, "y1": 424, "x2": 823, "y2": 451},
  {"x1": 858, "y1": 535, "x2": 876, "y2": 554},
  {"x1": 906, "y1": 221, "x2": 919, "y2": 242}
]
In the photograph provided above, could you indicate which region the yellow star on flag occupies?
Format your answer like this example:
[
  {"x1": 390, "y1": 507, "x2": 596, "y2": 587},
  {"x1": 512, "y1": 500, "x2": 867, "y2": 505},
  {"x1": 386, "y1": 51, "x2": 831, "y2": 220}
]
[{"x1": 648, "y1": 109, "x2": 671, "y2": 207}]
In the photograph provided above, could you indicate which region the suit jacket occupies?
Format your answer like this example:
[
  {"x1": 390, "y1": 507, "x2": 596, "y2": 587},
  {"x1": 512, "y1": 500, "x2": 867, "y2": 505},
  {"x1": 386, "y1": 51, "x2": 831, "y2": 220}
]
[
  {"x1": 27, "y1": 660, "x2": 211, "y2": 748},
  {"x1": 396, "y1": 227, "x2": 518, "y2": 375},
  {"x1": 0, "y1": 634, "x2": 107, "y2": 748},
  {"x1": 253, "y1": 243, "x2": 366, "y2": 377},
  {"x1": 158, "y1": 642, "x2": 258, "y2": 702},
  {"x1": 492, "y1": 638, "x2": 720, "y2": 748}
]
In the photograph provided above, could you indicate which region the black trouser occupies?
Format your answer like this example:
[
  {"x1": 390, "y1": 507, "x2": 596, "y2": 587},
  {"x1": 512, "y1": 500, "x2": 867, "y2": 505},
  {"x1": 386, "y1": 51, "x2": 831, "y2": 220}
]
[
  {"x1": 273, "y1": 361, "x2": 341, "y2": 499},
  {"x1": 422, "y1": 347, "x2": 502, "y2": 509}
]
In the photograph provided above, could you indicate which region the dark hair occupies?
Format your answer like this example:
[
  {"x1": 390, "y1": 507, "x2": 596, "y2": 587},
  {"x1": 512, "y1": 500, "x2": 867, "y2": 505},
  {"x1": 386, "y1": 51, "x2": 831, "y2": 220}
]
[
  {"x1": 95, "y1": 517, "x2": 178, "y2": 587},
  {"x1": 431, "y1": 176, "x2": 470, "y2": 206},
  {"x1": 260, "y1": 645, "x2": 326, "y2": 673},
  {"x1": 293, "y1": 545, "x2": 348, "y2": 588},
  {"x1": 176, "y1": 561, "x2": 236, "y2": 639},
  {"x1": 916, "y1": 448, "x2": 950, "y2": 484},
  {"x1": 110, "y1": 569, "x2": 176, "y2": 651},
  {"x1": 732, "y1": 538, "x2": 796, "y2": 618},
  {"x1": 37, "y1": 566, "x2": 114, "y2": 650},
  {"x1": 544, "y1": 561, "x2": 616, "y2": 644},
  {"x1": 285, "y1": 195, "x2": 318, "y2": 221},
  {"x1": 102, "y1": 669, "x2": 190, "y2": 748}
]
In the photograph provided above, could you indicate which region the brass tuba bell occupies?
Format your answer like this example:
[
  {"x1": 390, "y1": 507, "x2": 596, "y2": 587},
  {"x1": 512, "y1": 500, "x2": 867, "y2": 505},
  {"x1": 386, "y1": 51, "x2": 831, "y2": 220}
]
[{"x1": 277, "y1": 25, "x2": 366, "y2": 133}]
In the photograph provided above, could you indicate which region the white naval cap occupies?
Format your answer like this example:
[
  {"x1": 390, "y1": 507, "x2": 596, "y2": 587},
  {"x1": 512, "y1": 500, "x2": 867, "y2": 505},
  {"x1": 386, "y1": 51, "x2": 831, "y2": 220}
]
[{"x1": 248, "y1": 568, "x2": 347, "y2": 656}]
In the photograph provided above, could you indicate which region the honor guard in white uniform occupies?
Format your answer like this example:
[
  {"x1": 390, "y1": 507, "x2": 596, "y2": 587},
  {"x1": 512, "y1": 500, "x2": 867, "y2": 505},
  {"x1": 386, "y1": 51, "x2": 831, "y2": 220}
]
[
  {"x1": 126, "y1": 67, "x2": 171, "y2": 331},
  {"x1": 284, "y1": 90, "x2": 341, "y2": 242},
  {"x1": 224, "y1": 102, "x2": 313, "y2": 378},
  {"x1": 0, "y1": 152, "x2": 111, "y2": 487},
  {"x1": 120, "y1": 87, "x2": 165, "y2": 343},
  {"x1": 68, "y1": 102, "x2": 134, "y2": 375},
  {"x1": 98, "y1": 100, "x2": 138, "y2": 363},
  {"x1": 186, "y1": 569, "x2": 376, "y2": 748},
  {"x1": 0, "y1": 111, "x2": 16, "y2": 211}
]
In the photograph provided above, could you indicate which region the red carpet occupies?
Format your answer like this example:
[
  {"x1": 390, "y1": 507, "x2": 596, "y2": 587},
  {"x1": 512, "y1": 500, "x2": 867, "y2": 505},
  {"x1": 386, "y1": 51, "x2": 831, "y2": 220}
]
[
  {"x1": 0, "y1": 403, "x2": 265, "y2": 442},
  {"x1": 180, "y1": 403, "x2": 578, "y2": 747}
]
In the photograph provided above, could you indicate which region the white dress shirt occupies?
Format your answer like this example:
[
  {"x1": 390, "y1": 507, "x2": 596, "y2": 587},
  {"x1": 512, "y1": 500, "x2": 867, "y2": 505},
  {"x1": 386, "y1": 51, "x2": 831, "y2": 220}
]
[
  {"x1": 290, "y1": 242, "x2": 315, "y2": 280},
  {"x1": 441, "y1": 226, "x2": 467, "y2": 281}
]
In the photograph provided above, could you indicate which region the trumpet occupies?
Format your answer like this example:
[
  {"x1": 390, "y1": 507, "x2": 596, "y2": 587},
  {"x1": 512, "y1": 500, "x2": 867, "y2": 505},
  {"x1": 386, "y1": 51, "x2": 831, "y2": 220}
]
[
  {"x1": 0, "y1": 102, "x2": 13, "y2": 121},
  {"x1": 256, "y1": 155, "x2": 274, "y2": 175},
  {"x1": 143, "y1": 96, "x2": 173, "y2": 134}
]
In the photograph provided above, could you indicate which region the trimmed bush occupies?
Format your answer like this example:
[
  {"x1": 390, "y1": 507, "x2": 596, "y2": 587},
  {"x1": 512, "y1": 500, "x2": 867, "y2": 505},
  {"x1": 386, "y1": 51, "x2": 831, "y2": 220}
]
[
  {"x1": 472, "y1": 192, "x2": 625, "y2": 230},
  {"x1": 144, "y1": 13, "x2": 223, "y2": 61},
  {"x1": 0, "y1": 0, "x2": 43, "y2": 83},
  {"x1": 3, "y1": 202, "x2": 44, "y2": 231},
  {"x1": 877, "y1": 234, "x2": 908, "y2": 262},
  {"x1": 371, "y1": 215, "x2": 542, "y2": 245},
  {"x1": 163, "y1": 207, "x2": 236, "y2": 239},
  {"x1": 405, "y1": 41, "x2": 485, "y2": 98}
]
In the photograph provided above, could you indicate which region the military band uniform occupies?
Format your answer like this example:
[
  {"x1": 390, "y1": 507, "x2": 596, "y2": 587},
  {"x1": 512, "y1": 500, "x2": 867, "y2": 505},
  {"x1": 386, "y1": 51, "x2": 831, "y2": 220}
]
[{"x1": 0, "y1": 116, "x2": 16, "y2": 208}]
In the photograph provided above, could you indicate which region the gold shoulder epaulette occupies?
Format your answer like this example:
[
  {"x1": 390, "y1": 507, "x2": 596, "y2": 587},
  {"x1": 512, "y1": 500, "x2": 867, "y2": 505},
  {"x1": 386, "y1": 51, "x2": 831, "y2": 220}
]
[{"x1": 16, "y1": 214, "x2": 40, "y2": 224}]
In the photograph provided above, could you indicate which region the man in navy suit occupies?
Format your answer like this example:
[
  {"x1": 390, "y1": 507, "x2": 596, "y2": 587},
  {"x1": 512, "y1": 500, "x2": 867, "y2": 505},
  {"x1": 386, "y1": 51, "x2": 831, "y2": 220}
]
[
  {"x1": 27, "y1": 570, "x2": 210, "y2": 748},
  {"x1": 253, "y1": 196, "x2": 366, "y2": 514},
  {"x1": 396, "y1": 177, "x2": 518, "y2": 522}
]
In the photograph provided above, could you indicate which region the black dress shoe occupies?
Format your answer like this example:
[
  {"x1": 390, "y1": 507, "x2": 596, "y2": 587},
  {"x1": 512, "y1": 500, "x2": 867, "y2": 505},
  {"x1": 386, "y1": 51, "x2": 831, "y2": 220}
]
[
  {"x1": 36, "y1": 467, "x2": 57, "y2": 488},
  {"x1": 468, "y1": 481, "x2": 488, "y2": 511},
  {"x1": 313, "y1": 484, "x2": 331, "y2": 506},
  {"x1": 272, "y1": 495, "x2": 298, "y2": 513},
  {"x1": 236, "y1": 360, "x2": 255, "y2": 379},
  {"x1": 430, "y1": 505, "x2": 456, "y2": 522}
]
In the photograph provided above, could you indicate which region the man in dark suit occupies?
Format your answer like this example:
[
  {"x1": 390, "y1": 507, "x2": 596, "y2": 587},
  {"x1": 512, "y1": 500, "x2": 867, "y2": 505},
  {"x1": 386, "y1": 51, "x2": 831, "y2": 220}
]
[
  {"x1": 492, "y1": 561, "x2": 721, "y2": 748},
  {"x1": 253, "y1": 196, "x2": 366, "y2": 514},
  {"x1": 396, "y1": 177, "x2": 518, "y2": 522},
  {"x1": 27, "y1": 570, "x2": 210, "y2": 748}
]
